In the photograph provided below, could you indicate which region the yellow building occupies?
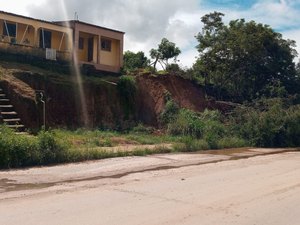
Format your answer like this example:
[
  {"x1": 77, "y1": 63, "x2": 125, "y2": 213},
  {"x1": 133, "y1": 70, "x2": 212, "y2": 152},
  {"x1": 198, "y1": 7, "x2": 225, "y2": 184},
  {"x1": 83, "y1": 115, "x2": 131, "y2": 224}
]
[{"x1": 0, "y1": 11, "x2": 124, "y2": 73}]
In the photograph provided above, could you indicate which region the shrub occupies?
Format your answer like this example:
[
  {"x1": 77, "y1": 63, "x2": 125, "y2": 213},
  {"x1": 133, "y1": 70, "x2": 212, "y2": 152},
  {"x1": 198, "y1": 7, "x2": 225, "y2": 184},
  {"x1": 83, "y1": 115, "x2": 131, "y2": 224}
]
[
  {"x1": 37, "y1": 130, "x2": 69, "y2": 164},
  {"x1": 159, "y1": 99, "x2": 180, "y2": 125},
  {"x1": 164, "y1": 107, "x2": 225, "y2": 146},
  {"x1": 167, "y1": 109, "x2": 204, "y2": 138},
  {"x1": 202, "y1": 120, "x2": 225, "y2": 149},
  {"x1": 0, "y1": 125, "x2": 39, "y2": 168},
  {"x1": 230, "y1": 98, "x2": 300, "y2": 147},
  {"x1": 284, "y1": 105, "x2": 300, "y2": 146}
]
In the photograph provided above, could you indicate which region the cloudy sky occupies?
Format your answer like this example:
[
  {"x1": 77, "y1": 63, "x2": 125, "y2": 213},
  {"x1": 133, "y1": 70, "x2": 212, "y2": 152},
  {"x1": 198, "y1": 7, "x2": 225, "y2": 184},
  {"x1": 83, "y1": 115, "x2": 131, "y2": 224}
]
[{"x1": 2, "y1": 0, "x2": 300, "y2": 67}]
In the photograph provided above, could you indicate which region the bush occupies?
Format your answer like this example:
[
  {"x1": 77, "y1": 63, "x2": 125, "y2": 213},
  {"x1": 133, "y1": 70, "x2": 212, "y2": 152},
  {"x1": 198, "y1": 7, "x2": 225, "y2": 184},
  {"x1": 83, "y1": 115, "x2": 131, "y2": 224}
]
[
  {"x1": 230, "y1": 98, "x2": 300, "y2": 147},
  {"x1": 164, "y1": 107, "x2": 225, "y2": 146},
  {"x1": 159, "y1": 99, "x2": 180, "y2": 125},
  {"x1": 167, "y1": 109, "x2": 204, "y2": 138},
  {"x1": 37, "y1": 130, "x2": 69, "y2": 164},
  {"x1": 0, "y1": 128, "x2": 71, "y2": 168},
  {"x1": 0, "y1": 125, "x2": 39, "y2": 168},
  {"x1": 202, "y1": 120, "x2": 225, "y2": 149}
]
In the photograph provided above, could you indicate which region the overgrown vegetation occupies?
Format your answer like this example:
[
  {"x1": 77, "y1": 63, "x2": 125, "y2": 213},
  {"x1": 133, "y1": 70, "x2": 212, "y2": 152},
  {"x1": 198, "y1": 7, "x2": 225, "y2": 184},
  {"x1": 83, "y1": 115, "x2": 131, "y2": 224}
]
[
  {"x1": 229, "y1": 98, "x2": 300, "y2": 147},
  {"x1": 117, "y1": 75, "x2": 137, "y2": 120},
  {"x1": 160, "y1": 99, "x2": 247, "y2": 149},
  {"x1": 159, "y1": 96, "x2": 300, "y2": 149}
]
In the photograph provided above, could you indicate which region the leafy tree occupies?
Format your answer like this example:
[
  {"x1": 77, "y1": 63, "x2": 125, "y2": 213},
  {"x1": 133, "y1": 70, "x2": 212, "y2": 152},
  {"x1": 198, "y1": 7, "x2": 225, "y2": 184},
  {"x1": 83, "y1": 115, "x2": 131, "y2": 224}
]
[
  {"x1": 123, "y1": 51, "x2": 149, "y2": 72},
  {"x1": 150, "y1": 38, "x2": 181, "y2": 70},
  {"x1": 195, "y1": 11, "x2": 299, "y2": 102}
]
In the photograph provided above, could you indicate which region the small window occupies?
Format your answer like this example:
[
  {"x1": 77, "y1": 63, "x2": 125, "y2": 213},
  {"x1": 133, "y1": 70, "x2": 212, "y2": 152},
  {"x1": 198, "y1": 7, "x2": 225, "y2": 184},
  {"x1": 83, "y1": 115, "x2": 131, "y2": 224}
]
[
  {"x1": 101, "y1": 39, "x2": 111, "y2": 52},
  {"x1": 79, "y1": 37, "x2": 84, "y2": 50},
  {"x1": 3, "y1": 22, "x2": 16, "y2": 37}
]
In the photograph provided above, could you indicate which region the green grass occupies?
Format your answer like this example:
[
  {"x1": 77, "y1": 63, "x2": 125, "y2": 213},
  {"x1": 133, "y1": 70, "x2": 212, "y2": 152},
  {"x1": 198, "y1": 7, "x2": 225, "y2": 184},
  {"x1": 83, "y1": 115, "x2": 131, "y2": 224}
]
[{"x1": 0, "y1": 124, "x2": 249, "y2": 169}]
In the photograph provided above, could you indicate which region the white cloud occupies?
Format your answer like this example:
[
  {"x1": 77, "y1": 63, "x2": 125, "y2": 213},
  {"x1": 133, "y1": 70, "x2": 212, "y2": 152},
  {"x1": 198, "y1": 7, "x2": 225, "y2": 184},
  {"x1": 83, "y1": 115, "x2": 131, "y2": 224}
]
[{"x1": 1, "y1": 1, "x2": 47, "y2": 16}]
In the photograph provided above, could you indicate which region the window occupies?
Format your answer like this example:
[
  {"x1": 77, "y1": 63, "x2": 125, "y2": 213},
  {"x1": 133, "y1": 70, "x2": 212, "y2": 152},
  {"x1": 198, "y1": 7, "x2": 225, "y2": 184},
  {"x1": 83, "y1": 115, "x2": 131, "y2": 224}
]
[
  {"x1": 101, "y1": 38, "x2": 111, "y2": 52},
  {"x1": 3, "y1": 22, "x2": 16, "y2": 37},
  {"x1": 78, "y1": 37, "x2": 84, "y2": 50},
  {"x1": 39, "y1": 29, "x2": 52, "y2": 48}
]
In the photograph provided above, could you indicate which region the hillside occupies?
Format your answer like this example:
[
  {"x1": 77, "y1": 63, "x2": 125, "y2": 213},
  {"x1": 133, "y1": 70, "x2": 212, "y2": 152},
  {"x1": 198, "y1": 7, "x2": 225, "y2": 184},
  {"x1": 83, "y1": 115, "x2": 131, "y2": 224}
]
[{"x1": 0, "y1": 62, "x2": 229, "y2": 130}]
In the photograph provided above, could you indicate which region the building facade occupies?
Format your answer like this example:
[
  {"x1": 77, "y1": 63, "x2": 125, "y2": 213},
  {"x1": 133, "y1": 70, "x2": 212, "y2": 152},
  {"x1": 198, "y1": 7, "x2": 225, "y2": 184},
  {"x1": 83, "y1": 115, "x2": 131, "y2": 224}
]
[{"x1": 0, "y1": 11, "x2": 124, "y2": 73}]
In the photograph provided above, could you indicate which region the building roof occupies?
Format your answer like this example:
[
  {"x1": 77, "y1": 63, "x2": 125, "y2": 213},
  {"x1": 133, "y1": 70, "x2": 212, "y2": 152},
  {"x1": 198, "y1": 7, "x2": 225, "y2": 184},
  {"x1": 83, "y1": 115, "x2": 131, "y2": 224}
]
[{"x1": 56, "y1": 20, "x2": 125, "y2": 34}]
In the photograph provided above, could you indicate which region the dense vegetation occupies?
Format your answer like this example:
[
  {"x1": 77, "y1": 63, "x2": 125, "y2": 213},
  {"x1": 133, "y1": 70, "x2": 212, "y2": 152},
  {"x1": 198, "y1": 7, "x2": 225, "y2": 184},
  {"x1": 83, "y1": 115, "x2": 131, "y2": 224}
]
[
  {"x1": 160, "y1": 98, "x2": 300, "y2": 149},
  {"x1": 194, "y1": 12, "x2": 300, "y2": 102}
]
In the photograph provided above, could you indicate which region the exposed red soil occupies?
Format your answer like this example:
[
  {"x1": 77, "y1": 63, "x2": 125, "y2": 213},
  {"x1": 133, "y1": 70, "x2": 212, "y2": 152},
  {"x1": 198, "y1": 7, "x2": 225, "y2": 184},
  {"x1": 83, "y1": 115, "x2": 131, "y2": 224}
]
[{"x1": 136, "y1": 73, "x2": 233, "y2": 126}]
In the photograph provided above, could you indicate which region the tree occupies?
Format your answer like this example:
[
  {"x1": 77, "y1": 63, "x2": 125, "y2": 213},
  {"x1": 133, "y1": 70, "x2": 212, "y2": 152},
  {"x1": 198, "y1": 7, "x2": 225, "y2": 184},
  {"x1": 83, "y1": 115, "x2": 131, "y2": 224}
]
[
  {"x1": 195, "y1": 11, "x2": 299, "y2": 102},
  {"x1": 123, "y1": 51, "x2": 149, "y2": 72},
  {"x1": 150, "y1": 38, "x2": 181, "y2": 70}
]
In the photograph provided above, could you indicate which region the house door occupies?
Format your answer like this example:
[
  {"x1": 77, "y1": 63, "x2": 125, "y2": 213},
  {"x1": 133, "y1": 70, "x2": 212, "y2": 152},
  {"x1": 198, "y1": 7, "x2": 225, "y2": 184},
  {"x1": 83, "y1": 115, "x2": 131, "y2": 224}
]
[{"x1": 88, "y1": 37, "x2": 94, "y2": 62}]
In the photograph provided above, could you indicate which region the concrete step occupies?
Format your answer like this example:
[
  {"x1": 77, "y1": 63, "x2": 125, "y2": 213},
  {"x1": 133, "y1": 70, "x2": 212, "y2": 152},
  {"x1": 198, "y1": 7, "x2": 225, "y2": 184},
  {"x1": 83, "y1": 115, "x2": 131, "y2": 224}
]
[
  {"x1": 0, "y1": 87, "x2": 26, "y2": 132},
  {"x1": 16, "y1": 132, "x2": 30, "y2": 135},
  {"x1": 7, "y1": 124, "x2": 25, "y2": 132},
  {"x1": 3, "y1": 118, "x2": 21, "y2": 125},
  {"x1": 7, "y1": 124, "x2": 24, "y2": 128},
  {"x1": 3, "y1": 118, "x2": 21, "y2": 123},
  {"x1": 0, "y1": 99, "x2": 10, "y2": 102},
  {"x1": 1, "y1": 111, "x2": 18, "y2": 119},
  {"x1": 1, "y1": 111, "x2": 17, "y2": 115},
  {"x1": 0, "y1": 105, "x2": 14, "y2": 112},
  {"x1": 0, "y1": 104, "x2": 13, "y2": 108}
]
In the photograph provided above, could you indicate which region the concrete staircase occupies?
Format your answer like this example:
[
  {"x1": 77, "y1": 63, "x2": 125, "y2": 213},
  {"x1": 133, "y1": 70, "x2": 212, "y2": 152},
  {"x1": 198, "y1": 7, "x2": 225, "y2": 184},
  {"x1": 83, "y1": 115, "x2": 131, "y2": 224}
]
[{"x1": 0, "y1": 88, "x2": 25, "y2": 132}]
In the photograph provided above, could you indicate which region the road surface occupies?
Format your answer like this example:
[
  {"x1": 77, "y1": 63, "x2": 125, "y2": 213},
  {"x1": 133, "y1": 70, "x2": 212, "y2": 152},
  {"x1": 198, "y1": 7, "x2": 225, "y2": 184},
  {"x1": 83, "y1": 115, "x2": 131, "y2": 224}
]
[{"x1": 0, "y1": 148, "x2": 300, "y2": 225}]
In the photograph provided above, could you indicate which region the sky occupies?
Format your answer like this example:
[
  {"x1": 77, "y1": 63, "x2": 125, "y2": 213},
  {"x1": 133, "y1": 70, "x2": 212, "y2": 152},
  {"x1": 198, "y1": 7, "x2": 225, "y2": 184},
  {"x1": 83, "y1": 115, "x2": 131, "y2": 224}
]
[{"x1": 2, "y1": 0, "x2": 300, "y2": 68}]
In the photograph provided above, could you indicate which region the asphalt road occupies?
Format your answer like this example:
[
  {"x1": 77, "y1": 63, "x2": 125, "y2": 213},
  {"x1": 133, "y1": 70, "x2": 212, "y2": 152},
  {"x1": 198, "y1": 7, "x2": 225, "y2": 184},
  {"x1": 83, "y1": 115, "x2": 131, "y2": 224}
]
[{"x1": 0, "y1": 148, "x2": 300, "y2": 225}]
